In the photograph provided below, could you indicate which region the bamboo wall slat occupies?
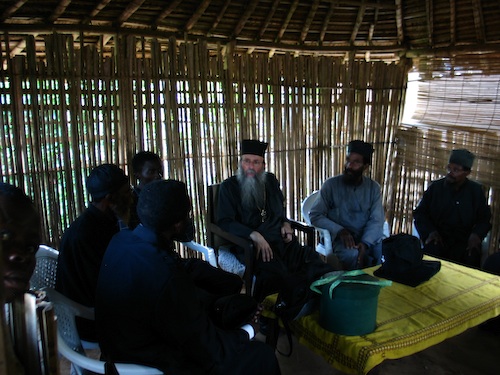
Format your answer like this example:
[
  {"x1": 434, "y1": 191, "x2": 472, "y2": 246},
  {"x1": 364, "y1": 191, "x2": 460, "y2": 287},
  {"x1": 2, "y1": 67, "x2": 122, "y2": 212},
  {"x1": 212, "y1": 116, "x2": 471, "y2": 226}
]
[{"x1": 13, "y1": 33, "x2": 500, "y2": 260}]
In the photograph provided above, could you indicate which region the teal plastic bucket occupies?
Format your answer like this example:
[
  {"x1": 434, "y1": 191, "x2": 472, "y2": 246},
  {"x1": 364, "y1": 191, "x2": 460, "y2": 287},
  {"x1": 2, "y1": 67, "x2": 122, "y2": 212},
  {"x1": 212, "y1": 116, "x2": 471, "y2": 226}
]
[{"x1": 319, "y1": 278, "x2": 381, "y2": 336}]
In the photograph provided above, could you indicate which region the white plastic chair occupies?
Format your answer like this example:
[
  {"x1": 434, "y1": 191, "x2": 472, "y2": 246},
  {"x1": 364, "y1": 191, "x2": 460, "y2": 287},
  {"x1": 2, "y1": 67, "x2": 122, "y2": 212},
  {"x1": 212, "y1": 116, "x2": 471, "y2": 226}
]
[
  {"x1": 301, "y1": 191, "x2": 333, "y2": 257},
  {"x1": 181, "y1": 240, "x2": 217, "y2": 267},
  {"x1": 43, "y1": 287, "x2": 163, "y2": 375},
  {"x1": 302, "y1": 191, "x2": 391, "y2": 255},
  {"x1": 30, "y1": 245, "x2": 59, "y2": 290}
]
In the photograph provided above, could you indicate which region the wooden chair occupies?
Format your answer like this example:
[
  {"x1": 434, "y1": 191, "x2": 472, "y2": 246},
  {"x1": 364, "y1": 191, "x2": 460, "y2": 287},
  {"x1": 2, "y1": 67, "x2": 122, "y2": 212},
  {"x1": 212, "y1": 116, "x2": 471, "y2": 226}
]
[{"x1": 206, "y1": 183, "x2": 315, "y2": 295}]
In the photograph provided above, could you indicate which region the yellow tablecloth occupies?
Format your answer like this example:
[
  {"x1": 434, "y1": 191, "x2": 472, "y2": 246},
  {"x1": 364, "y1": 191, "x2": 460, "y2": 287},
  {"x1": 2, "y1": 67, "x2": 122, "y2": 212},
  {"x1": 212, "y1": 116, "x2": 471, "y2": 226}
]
[{"x1": 264, "y1": 257, "x2": 500, "y2": 375}]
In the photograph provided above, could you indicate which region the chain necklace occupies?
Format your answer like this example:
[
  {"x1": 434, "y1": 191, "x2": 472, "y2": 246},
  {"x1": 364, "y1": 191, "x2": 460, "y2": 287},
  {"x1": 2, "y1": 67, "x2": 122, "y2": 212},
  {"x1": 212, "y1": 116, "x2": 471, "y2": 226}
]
[{"x1": 256, "y1": 188, "x2": 267, "y2": 222}]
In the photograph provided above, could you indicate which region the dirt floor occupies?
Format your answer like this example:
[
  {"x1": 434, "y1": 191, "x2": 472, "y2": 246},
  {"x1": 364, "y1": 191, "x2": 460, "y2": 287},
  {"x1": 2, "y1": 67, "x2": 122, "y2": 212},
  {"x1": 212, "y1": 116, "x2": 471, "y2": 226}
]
[{"x1": 59, "y1": 322, "x2": 500, "y2": 374}]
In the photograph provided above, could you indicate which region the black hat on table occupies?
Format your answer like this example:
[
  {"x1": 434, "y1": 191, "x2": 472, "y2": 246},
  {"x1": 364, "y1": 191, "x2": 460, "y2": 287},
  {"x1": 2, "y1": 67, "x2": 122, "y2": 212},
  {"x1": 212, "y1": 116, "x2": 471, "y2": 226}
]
[
  {"x1": 241, "y1": 139, "x2": 268, "y2": 157},
  {"x1": 86, "y1": 163, "x2": 128, "y2": 201},
  {"x1": 348, "y1": 140, "x2": 374, "y2": 165},
  {"x1": 449, "y1": 149, "x2": 475, "y2": 170},
  {"x1": 374, "y1": 233, "x2": 441, "y2": 287}
]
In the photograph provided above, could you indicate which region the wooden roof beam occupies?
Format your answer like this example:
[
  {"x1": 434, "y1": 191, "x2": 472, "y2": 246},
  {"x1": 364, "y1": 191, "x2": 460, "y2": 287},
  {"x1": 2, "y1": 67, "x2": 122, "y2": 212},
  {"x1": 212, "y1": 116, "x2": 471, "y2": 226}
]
[
  {"x1": 350, "y1": 1, "x2": 366, "y2": 44},
  {"x1": 367, "y1": 2, "x2": 379, "y2": 43},
  {"x1": 8, "y1": 34, "x2": 38, "y2": 57},
  {"x1": 47, "y1": 0, "x2": 72, "y2": 24},
  {"x1": 209, "y1": 0, "x2": 231, "y2": 33},
  {"x1": 0, "y1": 0, "x2": 28, "y2": 22},
  {"x1": 449, "y1": 0, "x2": 456, "y2": 45},
  {"x1": 115, "y1": 0, "x2": 146, "y2": 27},
  {"x1": 276, "y1": 0, "x2": 299, "y2": 42},
  {"x1": 185, "y1": 0, "x2": 212, "y2": 32},
  {"x1": 154, "y1": 0, "x2": 183, "y2": 28},
  {"x1": 471, "y1": 0, "x2": 485, "y2": 43},
  {"x1": 300, "y1": 0, "x2": 320, "y2": 43},
  {"x1": 258, "y1": 0, "x2": 280, "y2": 39},
  {"x1": 319, "y1": 1, "x2": 336, "y2": 44},
  {"x1": 395, "y1": 0, "x2": 404, "y2": 44},
  {"x1": 232, "y1": 0, "x2": 259, "y2": 38},
  {"x1": 83, "y1": 0, "x2": 112, "y2": 24},
  {"x1": 425, "y1": 0, "x2": 433, "y2": 46}
]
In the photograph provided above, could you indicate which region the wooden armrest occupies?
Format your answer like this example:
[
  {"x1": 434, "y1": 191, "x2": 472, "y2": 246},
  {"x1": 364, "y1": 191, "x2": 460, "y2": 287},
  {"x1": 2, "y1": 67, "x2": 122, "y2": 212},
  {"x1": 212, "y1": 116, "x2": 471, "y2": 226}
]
[
  {"x1": 208, "y1": 223, "x2": 255, "y2": 294},
  {"x1": 289, "y1": 219, "x2": 315, "y2": 249},
  {"x1": 209, "y1": 223, "x2": 252, "y2": 250}
]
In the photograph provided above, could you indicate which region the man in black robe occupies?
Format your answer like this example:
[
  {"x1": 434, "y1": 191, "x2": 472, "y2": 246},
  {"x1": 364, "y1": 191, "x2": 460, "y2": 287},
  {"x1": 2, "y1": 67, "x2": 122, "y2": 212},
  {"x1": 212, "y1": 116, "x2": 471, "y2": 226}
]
[
  {"x1": 96, "y1": 179, "x2": 280, "y2": 375},
  {"x1": 217, "y1": 139, "x2": 332, "y2": 301},
  {"x1": 56, "y1": 163, "x2": 132, "y2": 341},
  {"x1": 413, "y1": 149, "x2": 491, "y2": 267}
]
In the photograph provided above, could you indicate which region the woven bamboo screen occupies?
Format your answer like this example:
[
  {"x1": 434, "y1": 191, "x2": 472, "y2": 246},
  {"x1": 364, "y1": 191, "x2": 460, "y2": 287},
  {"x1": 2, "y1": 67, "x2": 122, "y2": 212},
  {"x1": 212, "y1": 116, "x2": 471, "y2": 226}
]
[
  {"x1": 389, "y1": 60, "x2": 500, "y2": 255},
  {"x1": 0, "y1": 33, "x2": 408, "y2": 251}
]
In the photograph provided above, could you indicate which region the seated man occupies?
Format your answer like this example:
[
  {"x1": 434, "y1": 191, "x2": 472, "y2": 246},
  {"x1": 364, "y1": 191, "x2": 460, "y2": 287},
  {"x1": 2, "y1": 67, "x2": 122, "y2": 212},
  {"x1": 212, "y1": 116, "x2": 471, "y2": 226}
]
[
  {"x1": 128, "y1": 150, "x2": 195, "y2": 241},
  {"x1": 1, "y1": 182, "x2": 41, "y2": 373},
  {"x1": 309, "y1": 140, "x2": 385, "y2": 270},
  {"x1": 413, "y1": 149, "x2": 491, "y2": 268},
  {"x1": 96, "y1": 179, "x2": 280, "y2": 375},
  {"x1": 128, "y1": 151, "x2": 163, "y2": 229},
  {"x1": 55, "y1": 163, "x2": 132, "y2": 341},
  {"x1": 217, "y1": 139, "x2": 332, "y2": 301}
]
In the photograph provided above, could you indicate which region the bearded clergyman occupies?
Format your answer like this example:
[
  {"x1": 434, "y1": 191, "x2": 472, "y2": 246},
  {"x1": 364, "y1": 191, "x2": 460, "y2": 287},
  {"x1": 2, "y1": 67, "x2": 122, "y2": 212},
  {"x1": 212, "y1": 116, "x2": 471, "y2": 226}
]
[
  {"x1": 309, "y1": 140, "x2": 385, "y2": 270},
  {"x1": 217, "y1": 139, "x2": 332, "y2": 302}
]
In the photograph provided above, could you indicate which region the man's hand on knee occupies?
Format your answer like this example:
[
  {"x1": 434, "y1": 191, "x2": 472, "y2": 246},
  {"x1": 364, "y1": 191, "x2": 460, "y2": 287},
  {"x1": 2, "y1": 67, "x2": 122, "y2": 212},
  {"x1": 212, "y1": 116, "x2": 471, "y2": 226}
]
[
  {"x1": 425, "y1": 231, "x2": 443, "y2": 246},
  {"x1": 467, "y1": 233, "x2": 482, "y2": 255},
  {"x1": 250, "y1": 231, "x2": 274, "y2": 262},
  {"x1": 339, "y1": 228, "x2": 356, "y2": 248}
]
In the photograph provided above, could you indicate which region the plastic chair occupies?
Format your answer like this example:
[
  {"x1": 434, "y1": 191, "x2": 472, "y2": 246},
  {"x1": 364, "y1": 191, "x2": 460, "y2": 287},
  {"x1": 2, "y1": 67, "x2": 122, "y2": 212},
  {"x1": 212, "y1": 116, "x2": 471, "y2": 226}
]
[
  {"x1": 181, "y1": 240, "x2": 217, "y2": 267},
  {"x1": 302, "y1": 191, "x2": 391, "y2": 259},
  {"x1": 43, "y1": 287, "x2": 163, "y2": 375},
  {"x1": 301, "y1": 191, "x2": 333, "y2": 257},
  {"x1": 30, "y1": 245, "x2": 59, "y2": 290}
]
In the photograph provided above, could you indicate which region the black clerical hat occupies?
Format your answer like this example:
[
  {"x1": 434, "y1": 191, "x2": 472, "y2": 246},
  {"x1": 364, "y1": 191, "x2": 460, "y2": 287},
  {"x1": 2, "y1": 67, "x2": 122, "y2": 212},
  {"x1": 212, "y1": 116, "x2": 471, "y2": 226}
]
[
  {"x1": 241, "y1": 139, "x2": 268, "y2": 157},
  {"x1": 449, "y1": 149, "x2": 475, "y2": 170},
  {"x1": 374, "y1": 233, "x2": 441, "y2": 287},
  {"x1": 347, "y1": 140, "x2": 374, "y2": 165}
]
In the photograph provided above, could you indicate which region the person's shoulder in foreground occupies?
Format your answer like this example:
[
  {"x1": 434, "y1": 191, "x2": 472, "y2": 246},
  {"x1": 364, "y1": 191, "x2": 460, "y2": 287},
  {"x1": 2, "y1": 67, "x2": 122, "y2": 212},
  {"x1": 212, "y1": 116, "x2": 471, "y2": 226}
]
[
  {"x1": 1, "y1": 182, "x2": 41, "y2": 303},
  {"x1": 1, "y1": 182, "x2": 41, "y2": 374}
]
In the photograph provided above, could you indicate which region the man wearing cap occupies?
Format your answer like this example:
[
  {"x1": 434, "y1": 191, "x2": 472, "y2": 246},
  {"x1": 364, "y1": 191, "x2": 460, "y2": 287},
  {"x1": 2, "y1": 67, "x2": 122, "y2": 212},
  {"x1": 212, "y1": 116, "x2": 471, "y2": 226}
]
[
  {"x1": 309, "y1": 140, "x2": 385, "y2": 270},
  {"x1": 56, "y1": 163, "x2": 132, "y2": 341},
  {"x1": 96, "y1": 179, "x2": 281, "y2": 374},
  {"x1": 128, "y1": 151, "x2": 164, "y2": 229},
  {"x1": 217, "y1": 139, "x2": 332, "y2": 301},
  {"x1": 413, "y1": 149, "x2": 491, "y2": 267}
]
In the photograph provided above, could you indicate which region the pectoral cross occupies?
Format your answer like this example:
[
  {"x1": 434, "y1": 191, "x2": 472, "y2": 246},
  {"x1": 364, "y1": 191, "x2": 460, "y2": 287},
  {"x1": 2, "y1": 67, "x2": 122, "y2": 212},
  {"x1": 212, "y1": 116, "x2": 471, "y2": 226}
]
[{"x1": 260, "y1": 209, "x2": 267, "y2": 222}]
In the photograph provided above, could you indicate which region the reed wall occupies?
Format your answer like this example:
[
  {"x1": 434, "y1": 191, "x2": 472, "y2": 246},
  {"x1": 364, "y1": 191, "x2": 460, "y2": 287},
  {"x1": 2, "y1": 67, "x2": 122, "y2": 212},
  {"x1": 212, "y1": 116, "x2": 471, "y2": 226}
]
[{"x1": 3, "y1": 32, "x2": 496, "y2": 259}]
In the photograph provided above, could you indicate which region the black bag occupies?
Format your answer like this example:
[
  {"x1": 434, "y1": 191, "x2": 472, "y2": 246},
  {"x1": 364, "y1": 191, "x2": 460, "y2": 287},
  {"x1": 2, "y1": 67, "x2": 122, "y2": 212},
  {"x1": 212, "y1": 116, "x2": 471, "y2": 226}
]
[
  {"x1": 211, "y1": 294, "x2": 257, "y2": 330},
  {"x1": 273, "y1": 272, "x2": 319, "y2": 356},
  {"x1": 274, "y1": 273, "x2": 317, "y2": 322}
]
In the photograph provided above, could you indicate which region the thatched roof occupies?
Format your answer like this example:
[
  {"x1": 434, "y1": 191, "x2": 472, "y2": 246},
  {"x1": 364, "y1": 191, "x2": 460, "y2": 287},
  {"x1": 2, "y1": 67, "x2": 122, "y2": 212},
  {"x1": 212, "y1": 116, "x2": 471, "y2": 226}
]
[{"x1": 1, "y1": 0, "x2": 500, "y2": 66}]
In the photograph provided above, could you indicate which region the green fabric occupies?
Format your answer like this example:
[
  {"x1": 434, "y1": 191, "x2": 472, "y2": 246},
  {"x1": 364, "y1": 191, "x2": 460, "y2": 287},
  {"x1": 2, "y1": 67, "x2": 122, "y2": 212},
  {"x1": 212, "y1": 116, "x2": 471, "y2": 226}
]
[{"x1": 310, "y1": 270, "x2": 392, "y2": 297}]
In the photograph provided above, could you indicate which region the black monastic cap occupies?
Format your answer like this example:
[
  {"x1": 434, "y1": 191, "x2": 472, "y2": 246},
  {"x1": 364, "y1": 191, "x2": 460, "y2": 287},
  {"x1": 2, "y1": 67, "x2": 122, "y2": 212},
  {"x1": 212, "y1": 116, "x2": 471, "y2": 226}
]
[
  {"x1": 241, "y1": 139, "x2": 268, "y2": 157},
  {"x1": 347, "y1": 140, "x2": 374, "y2": 165},
  {"x1": 449, "y1": 149, "x2": 475, "y2": 170}
]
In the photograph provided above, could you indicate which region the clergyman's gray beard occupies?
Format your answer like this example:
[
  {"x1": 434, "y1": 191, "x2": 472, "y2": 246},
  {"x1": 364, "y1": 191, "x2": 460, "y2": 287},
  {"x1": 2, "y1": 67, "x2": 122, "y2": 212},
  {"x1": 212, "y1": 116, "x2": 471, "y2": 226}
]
[{"x1": 237, "y1": 168, "x2": 267, "y2": 209}]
